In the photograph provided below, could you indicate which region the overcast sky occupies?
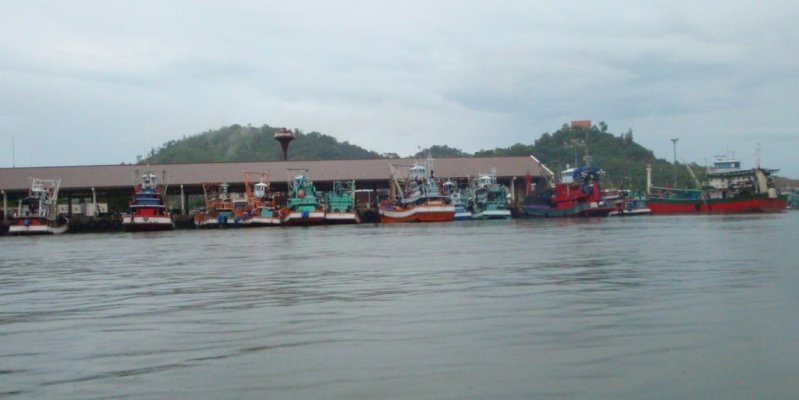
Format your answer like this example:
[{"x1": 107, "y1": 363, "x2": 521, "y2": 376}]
[{"x1": 1, "y1": 1, "x2": 797, "y2": 176}]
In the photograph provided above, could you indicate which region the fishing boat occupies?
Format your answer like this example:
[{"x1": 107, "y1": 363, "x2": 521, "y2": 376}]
[
  {"x1": 379, "y1": 155, "x2": 455, "y2": 223},
  {"x1": 604, "y1": 189, "x2": 651, "y2": 216},
  {"x1": 280, "y1": 169, "x2": 325, "y2": 225},
  {"x1": 8, "y1": 178, "x2": 68, "y2": 235},
  {"x1": 324, "y1": 180, "x2": 360, "y2": 224},
  {"x1": 470, "y1": 168, "x2": 511, "y2": 220},
  {"x1": 443, "y1": 179, "x2": 472, "y2": 220},
  {"x1": 520, "y1": 155, "x2": 615, "y2": 218},
  {"x1": 122, "y1": 170, "x2": 175, "y2": 231},
  {"x1": 646, "y1": 153, "x2": 787, "y2": 214},
  {"x1": 242, "y1": 172, "x2": 282, "y2": 226},
  {"x1": 194, "y1": 182, "x2": 235, "y2": 228}
]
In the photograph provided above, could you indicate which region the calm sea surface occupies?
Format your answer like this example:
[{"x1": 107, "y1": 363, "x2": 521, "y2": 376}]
[{"x1": 2, "y1": 213, "x2": 798, "y2": 399}]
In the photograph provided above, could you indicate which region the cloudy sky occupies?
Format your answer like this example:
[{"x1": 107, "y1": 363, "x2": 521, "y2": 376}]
[{"x1": 1, "y1": 1, "x2": 797, "y2": 176}]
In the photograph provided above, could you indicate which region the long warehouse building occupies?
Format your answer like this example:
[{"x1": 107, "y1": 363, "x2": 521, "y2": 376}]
[{"x1": 0, "y1": 156, "x2": 548, "y2": 214}]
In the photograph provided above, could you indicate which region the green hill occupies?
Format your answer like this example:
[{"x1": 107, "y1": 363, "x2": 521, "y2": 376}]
[
  {"x1": 417, "y1": 123, "x2": 701, "y2": 190},
  {"x1": 142, "y1": 122, "x2": 700, "y2": 191},
  {"x1": 139, "y1": 124, "x2": 381, "y2": 163}
]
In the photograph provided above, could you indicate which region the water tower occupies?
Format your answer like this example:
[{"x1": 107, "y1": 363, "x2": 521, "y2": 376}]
[{"x1": 273, "y1": 127, "x2": 295, "y2": 161}]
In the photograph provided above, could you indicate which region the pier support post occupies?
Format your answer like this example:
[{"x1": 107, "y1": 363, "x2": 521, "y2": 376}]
[
  {"x1": 510, "y1": 177, "x2": 516, "y2": 205},
  {"x1": 67, "y1": 193, "x2": 73, "y2": 217},
  {"x1": 180, "y1": 184, "x2": 185, "y2": 215},
  {"x1": 2, "y1": 190, "x2": 6, "y2": 223},
  {"x1": 91, "y1": 187, "x2": 97, "y2": 217}
]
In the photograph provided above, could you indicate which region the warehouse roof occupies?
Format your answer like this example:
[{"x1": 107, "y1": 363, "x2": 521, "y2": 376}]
[{"x1": 0, "y1": 157, "x2": 545, "y2": 191}]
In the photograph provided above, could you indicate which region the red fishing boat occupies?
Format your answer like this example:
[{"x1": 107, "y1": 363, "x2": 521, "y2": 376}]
[
  {"x1": 379, "y1": 155, "x2": 455, "y2": 223},
  {"x1": 519, "y1": 156, "x2": 615, "y2": 218},
  {"x1": 193, "y1": 182, "x2": 236, "y2": 228},
  {"x1": 242, "y1": 172, "x2": 282, "y2": 226},
  {"x1": 122, "y1": 170, "x2": 174, "y2": 232},
  {"x1": 646, "y1": 154, "x2": 787, "y2": 214}
]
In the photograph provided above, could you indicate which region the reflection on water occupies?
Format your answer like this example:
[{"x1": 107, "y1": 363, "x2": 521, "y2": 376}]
[{"x1": 2, "y1": 213, "x2": 798, "y2": 399}]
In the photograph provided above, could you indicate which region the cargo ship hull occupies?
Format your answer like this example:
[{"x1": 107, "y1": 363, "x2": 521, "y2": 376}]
[{"x1": 648, "y1": 194, "x2": 787, "y2": 214}]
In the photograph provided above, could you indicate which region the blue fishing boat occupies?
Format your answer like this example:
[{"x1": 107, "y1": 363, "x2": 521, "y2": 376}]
[{"x1": 443, "y1": 179, "x2": 472, "y2": 220}]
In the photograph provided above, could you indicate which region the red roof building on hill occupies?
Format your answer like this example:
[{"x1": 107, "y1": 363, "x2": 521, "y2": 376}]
[{"x1": 570, "y1": 120, "x2": 591, "y2": 129}]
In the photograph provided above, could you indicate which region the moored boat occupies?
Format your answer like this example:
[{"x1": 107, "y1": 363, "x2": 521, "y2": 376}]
[
  {"x1": 604, "y1": 189, "x2": 651, "y2": 216},
  {"x1": 379, "y1": 155, "x2": 455, "y2": 223},
  {"x1": 8, "y1": 178, "x2": 68, "y2": 235},
  {"x1": 646, "y1": 154, "x2": 787, "y2": 214},
  {"x1": 122, "y1": 170, "x2": 175, "y2": 231},
  {"x1": 241, "y1": 172, "x2": 282, "y2": 226},
  {"x1": 280, "y1": 169, "x2": 325, "y2": 225},
  {"x1": 470, "y1": 168, "x2": 511, "y2": 220},
  {"x1": 194, "y1": 183, "x2": 236, "y2": 228},
  {"x1": 324, "y1": 180, "x2": 360, "y2": 224},
  {"x1": 519, "y1": 156, "x2": 614, "y2": 218},
  {"x1": 443, "y1": 179, "x2": 472, "y2": 220}
]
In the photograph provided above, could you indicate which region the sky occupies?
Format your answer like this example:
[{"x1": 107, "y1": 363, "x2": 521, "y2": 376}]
[{"x1": 1, "y1": 1, "x2": 797, "y2": 176}]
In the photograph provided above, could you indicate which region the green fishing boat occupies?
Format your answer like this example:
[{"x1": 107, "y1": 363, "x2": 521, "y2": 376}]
[
  {"x1": 280, "y1": 169, "x2": 325, "y2": 225},
  {"x1": 324, "y1": 180, "x2": 360, "y2": 223}
]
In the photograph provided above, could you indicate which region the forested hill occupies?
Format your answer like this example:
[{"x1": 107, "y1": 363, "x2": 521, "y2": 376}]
[
  {"x1": 141, "y1": 122, "x2": 696, "y2": 190},
  {"x1": 139, "y1": 124, "x2": 382, "y2": 164},
  {"x1": 415, "y1": 123, "x2": 695, "y2": 190}
]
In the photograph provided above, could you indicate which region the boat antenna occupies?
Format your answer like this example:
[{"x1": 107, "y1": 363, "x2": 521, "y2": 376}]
[
  {"x1": 756, "y1": 142, "x2": 761, "y2": 169},
  {"x1": 11, "y1": 134, "x2": 15, "y2": 168}
]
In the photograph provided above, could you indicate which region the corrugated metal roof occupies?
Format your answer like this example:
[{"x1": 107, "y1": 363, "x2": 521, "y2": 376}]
[{"x1": 0, "y1": 157, "x2": 544, "y2": 191}]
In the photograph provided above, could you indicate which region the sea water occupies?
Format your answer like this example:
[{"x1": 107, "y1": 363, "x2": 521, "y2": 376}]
[{"x1": 2, "y1": 213, "x2": 798, "y2": 399}]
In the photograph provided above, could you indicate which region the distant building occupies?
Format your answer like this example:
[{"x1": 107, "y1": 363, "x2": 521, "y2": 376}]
[{"x1": 570, "y1": 120, "x2": 591, "y2": 129}]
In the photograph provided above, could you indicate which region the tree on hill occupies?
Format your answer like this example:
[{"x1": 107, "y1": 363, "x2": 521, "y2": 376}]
[{"x1": 412, "y1": 145, "x2": 470, "y2": 159}]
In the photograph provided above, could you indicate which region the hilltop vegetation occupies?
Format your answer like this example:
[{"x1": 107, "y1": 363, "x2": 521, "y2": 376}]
[
  {"x1": 141, "y1": 122, "x2": 701, "y2": 191},
  {"x1": 415, "y1": 123, "x2": 701, "y2": 190},
  {"x1": 139, "y1": 124, "x2": 381, "y2": 163}
]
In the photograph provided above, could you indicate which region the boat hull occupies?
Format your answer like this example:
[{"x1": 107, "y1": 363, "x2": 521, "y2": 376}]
[
  {"x1": 282, "y1": 211, "x2": 326, "y2": 226},
  {"x1": 648, "y1": 194, "x2": 787, "y2": 214},
  {"x1": 519, "y1": 202, "x2": 614, "y2": 218},
  {"x1": 379, "y1": 204, "x2": 455, "y2": 223},
  {"x1": 122, "y1": 215, "x2": 174, "y2": 231},
  {"x1": 471, "y1": 209, "x2": 512, "y2": 220},
  {"x1": 242, "y1": 216, "x2": 282, "y2": 226},
  {"x1": 8, "y1": 221, "x2": 68, "y2": 235},
  {"x1": 608, "y1": 208, "x2": 651, "y2": 216},
  {"x1": 453, "y1": 210, "x2": 473, "y2": 221},
  {"x1": 324, "y1": 212, "x2": 360, "y2": 224}
]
